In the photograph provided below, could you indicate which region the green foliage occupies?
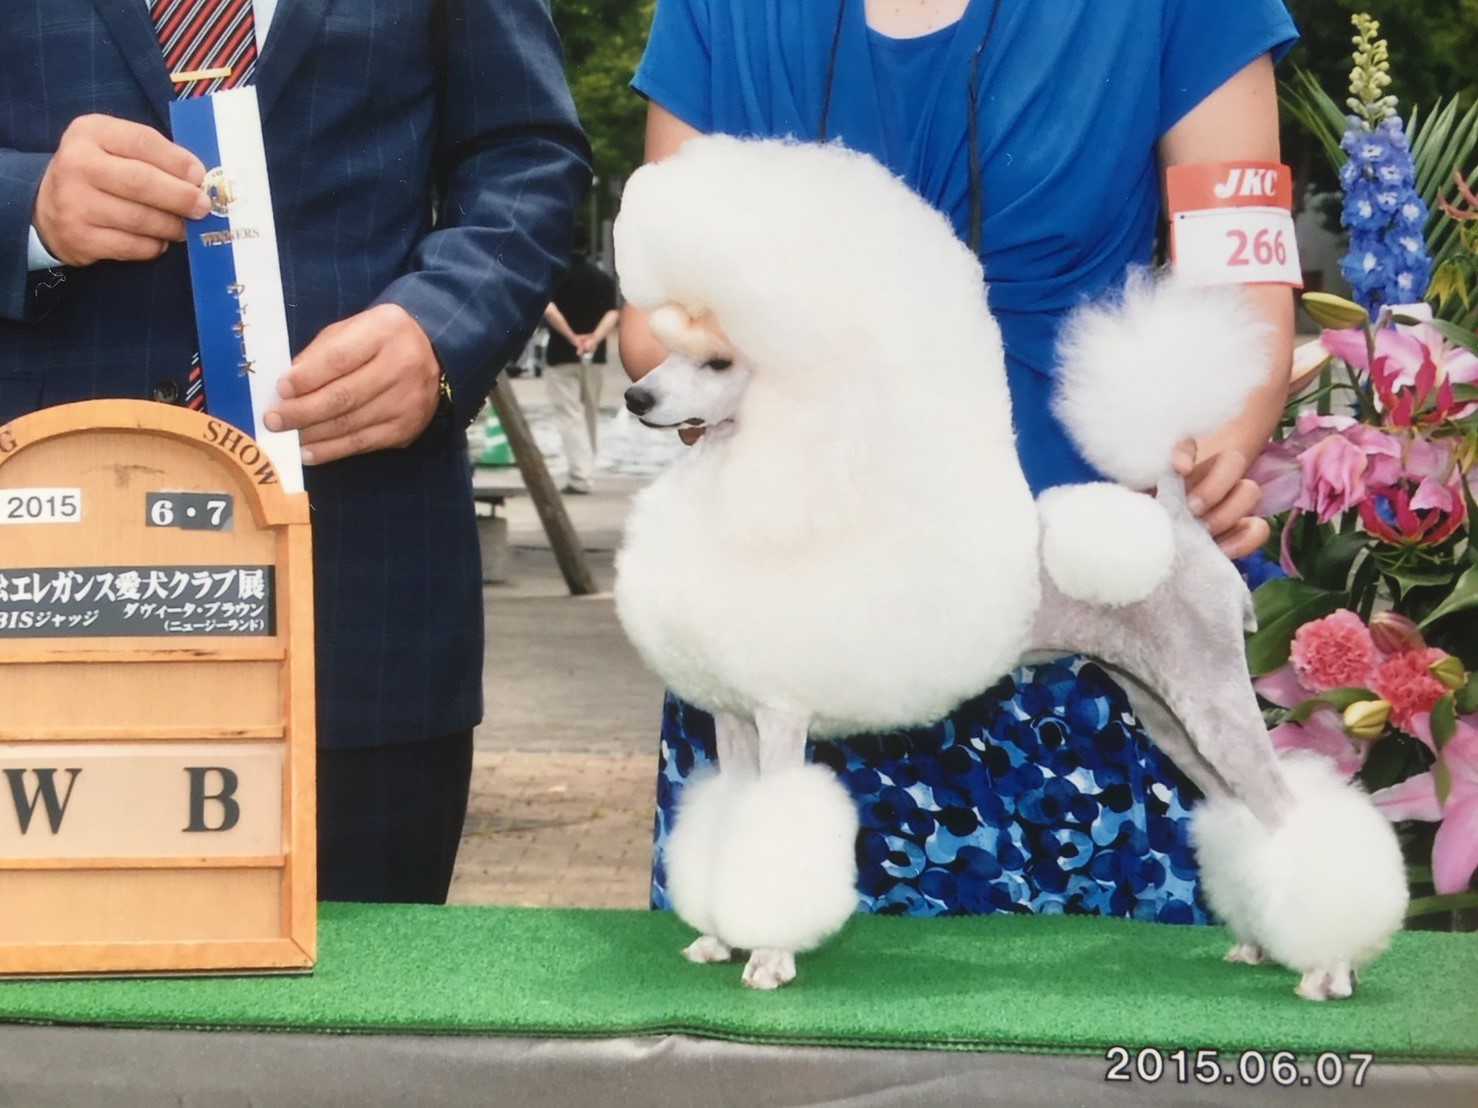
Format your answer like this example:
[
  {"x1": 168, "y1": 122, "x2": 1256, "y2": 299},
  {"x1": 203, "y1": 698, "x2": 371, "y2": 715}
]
[
  {"x1": 1246, "y1": 578, "x2": 1344, "y2": 674},
  {"x1": 1280, "y1": 0, "x2": 1478, "y2": 200},
  {"x1": 1280, "y1": 10, "x2": 1478, "y2": 327},
  {"x1": 1282, "y1": 1, "x2": 1478, "y2": 124},
  {"x1": 552, "y1": 1, "x2": 656, "y2": 224}
]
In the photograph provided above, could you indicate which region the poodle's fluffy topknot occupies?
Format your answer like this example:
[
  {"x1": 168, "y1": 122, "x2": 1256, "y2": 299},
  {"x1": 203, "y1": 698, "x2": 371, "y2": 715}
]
[{"x1": 614, "y1": 136, "x2": 995, "y2": 377}]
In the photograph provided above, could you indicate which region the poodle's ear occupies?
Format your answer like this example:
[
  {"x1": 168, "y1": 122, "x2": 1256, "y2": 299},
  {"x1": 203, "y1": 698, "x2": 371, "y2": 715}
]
[{"x1": 649, "y1": 303, "x2": 737, "y2": 363}]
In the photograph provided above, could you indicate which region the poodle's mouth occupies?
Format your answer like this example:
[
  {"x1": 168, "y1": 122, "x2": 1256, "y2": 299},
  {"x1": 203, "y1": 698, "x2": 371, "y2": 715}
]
[{"x1": 638, "y1": 416, "x2": 736, "y2": 433}]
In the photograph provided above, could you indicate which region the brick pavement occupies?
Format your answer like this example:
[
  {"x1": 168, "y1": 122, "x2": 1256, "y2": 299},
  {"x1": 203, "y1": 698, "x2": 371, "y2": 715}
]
[
  {"x1": 450, "y1": 365, "x2": 666, "y2": 909},
  {"x1": 449, "y1": 751, "x2": 654, "y2": 909}
]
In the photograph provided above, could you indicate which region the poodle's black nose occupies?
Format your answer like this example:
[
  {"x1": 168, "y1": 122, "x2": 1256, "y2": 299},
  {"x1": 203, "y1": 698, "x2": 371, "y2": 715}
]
[{"x1": 625, "y1": 386, "x2": 656, "y2": 417}]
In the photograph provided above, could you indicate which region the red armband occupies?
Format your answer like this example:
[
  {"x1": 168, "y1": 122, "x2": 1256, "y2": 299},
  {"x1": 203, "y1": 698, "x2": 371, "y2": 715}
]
[{"x1": 1166, "y1": 162, "x2": 1302, "y2": 287}]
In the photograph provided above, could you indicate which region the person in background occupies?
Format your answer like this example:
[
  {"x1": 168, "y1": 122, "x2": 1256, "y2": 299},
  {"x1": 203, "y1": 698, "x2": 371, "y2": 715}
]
[
  {"x1": 619, "y1": 0, "x2": 1297, "y2": 921},
  {"x1": 543, "y1": 248, "x2": 620, "y2": 495},
  {"x1": 0, "y1": 0, "x2": 590, "y2": 902}
]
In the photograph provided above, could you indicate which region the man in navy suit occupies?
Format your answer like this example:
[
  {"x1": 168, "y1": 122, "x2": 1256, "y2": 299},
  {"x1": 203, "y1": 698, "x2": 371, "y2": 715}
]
[{"x1": 0, "y1": 1, "x2": 590, "y2": 902}]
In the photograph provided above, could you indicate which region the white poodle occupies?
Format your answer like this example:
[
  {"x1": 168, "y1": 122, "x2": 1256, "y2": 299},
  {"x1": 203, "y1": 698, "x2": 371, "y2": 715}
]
[{"x1": 612, "y1": 136, "x2": 1407, "y2": 998}]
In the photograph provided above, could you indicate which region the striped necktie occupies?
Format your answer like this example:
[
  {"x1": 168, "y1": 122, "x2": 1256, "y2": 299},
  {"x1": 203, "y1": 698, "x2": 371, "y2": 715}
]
[{"x1": 152, "y1": 0, "x2": 258, "y2": 99}]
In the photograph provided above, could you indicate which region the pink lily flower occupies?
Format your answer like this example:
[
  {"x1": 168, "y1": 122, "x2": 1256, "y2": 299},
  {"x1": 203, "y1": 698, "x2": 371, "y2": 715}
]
[
  {"x1": 1321, "y1": 303, "x2": 1478, "y2": 423},
  {"x1": 1296, "y1": 434, "x2": 1370, "y2": 522},
  {"x1": 1356, "y1": 433, "x2": 1466, "y2": 546},
  {"x1": 1247, "y1": 434, "x2": 1306, "y2": 517},
  {"x1": 1371, "y1": 714, "x2": 1478, "y2": 894},
  {"x1": 1249, "y1": 416, "x2": 1404, "y2": 521}
]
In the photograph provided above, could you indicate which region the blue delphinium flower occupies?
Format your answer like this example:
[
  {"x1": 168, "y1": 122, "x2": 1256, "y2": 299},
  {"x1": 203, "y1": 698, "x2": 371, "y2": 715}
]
[
  {"x1": 1338, "y1": 18, "x2": 1431, "y2": 313},
  {"x1": 1234, "y1": 549, "x2": 1285, "y2": 590}
]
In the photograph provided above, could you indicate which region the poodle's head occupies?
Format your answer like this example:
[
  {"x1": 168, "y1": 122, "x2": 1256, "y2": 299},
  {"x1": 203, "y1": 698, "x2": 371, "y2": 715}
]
[{"x1": 624, "y1": 304, "x2": 750, "y2": 430}]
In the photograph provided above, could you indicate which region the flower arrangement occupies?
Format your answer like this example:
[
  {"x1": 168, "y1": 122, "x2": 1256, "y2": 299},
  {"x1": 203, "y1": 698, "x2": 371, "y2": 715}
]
[{"x1": 1256, "y1": 15, "x2": 1478, "y2": 926}]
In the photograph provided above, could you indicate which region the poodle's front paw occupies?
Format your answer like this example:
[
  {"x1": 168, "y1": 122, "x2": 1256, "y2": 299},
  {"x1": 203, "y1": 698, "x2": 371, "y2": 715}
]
[
  {"x1": 741, "y1": 948, "x2": 796, "y2": 990},
  {"x1": 1295, "y1": 962, "x2": 1357, "y2": 1001},
  {"x1": 1225, "y1": 940, "x2": 1268, "y2": 965},
  {"x1": 682, "y1": 934, "x2": 734, "y2": 964}
]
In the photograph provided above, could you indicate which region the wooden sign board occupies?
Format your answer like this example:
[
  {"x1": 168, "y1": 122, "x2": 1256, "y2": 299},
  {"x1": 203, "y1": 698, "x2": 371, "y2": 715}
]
[{"x1": 0, "y1": 400, "x2": 314, "y2": 975}]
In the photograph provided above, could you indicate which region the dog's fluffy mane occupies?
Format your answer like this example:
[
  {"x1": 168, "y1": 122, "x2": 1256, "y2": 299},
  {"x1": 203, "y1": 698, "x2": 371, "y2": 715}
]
[{"x1": 613, "y1": 137, "x2": 1041, "y2": 733}]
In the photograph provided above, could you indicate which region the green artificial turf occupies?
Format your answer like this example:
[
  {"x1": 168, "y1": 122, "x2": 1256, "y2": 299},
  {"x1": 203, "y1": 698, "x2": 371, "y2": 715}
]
[{"x1": 0, "y1": 904, "x2": 1474, "y2": 1062}]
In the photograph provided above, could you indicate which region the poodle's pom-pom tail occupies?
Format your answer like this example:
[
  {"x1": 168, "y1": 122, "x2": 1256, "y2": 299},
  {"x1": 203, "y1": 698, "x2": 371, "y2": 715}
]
[
  {"x1": 666, "y1": 765, "x2": 859, "y2": 954},
  {"x1": 1190, "y1": 753, "x2": 1408, "y2": 976},
  {"x1": 1037, "y1": 483, "x2": 1174, "y2": 606},
  {"x1": 1054, "y1": 271, "x2": 1272, "y2": 488}
]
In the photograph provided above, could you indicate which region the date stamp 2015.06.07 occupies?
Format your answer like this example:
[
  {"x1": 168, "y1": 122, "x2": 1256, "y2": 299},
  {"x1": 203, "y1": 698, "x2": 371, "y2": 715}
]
[{"x1": 1105, "y1": 1046, "x2": 1374, "y2": 1089}]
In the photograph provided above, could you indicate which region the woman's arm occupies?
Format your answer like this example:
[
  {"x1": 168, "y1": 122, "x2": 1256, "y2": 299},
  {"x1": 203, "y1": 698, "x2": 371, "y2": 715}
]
[
  {"x1": 1158, "y1": 54, "x2": 1295, "y2": 558},
  {"x1": 617, "y1": 104, "x2": 704, "y2": 381}
]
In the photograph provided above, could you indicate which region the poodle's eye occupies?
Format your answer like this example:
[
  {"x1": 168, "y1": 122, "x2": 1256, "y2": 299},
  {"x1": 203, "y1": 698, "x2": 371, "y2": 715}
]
[{"x1": 703, "y1": 358, "x2": 733, "y2": 371}]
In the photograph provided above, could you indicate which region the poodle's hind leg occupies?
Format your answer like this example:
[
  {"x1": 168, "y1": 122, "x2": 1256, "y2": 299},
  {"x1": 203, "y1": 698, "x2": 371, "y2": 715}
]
[{"x1": 1031, "y1": 519, "x2": 1407, "y2": 997}]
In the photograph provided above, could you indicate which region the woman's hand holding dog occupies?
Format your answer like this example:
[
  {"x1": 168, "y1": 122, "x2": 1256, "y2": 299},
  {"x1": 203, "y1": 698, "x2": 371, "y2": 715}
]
[{"x1": 1172, "y1": 439, "x2": 1269, "y2": 558}]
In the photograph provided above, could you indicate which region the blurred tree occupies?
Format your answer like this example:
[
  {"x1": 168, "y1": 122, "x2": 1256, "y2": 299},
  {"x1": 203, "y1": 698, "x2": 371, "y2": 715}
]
[
  {"x1": 1282, "y1": 0, "x2": 1478, "y2": 194},
  {"x1": 552, "y1": 0, "x2": 655, "y2": 247}
]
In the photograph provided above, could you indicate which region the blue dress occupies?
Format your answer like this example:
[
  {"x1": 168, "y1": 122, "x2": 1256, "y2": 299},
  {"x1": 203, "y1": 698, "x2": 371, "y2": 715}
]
[{"x1": 634, "y1": 0, "x2": 1297, "y2": 921}]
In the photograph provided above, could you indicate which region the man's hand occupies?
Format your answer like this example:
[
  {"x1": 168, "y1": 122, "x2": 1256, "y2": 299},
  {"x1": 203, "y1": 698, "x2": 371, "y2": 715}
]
[
  {"x1": 263, "y1": 303, "x2": 443, "y2": 465},
  {"x1": 1172, "y1": 439, "x2": 1270, "y2": 558},
  {"x1": 33, "y1": 114, "x2": 209, "y2": 266}
]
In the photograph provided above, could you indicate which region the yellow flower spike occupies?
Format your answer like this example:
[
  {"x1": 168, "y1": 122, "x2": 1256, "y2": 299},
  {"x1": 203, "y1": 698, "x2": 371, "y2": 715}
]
[
  {"x1": 1429, "y1": 655, "x2": 1468, "y2": 691},
  {"x1": 1343, "y1": 699, "x2": 1392, "y2": 741}
]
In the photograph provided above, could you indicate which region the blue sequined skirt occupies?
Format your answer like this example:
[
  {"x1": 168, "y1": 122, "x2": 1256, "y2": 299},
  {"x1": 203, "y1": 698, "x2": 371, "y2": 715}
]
[{"x1": 652, "y1": 657, "x2": 1209, "y2": 924}]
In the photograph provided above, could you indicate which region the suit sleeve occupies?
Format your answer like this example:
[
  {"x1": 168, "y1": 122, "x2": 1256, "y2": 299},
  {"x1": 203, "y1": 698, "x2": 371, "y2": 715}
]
[
  {"x1": 372, "y1": 0, "x2": 592, "y2": 427},
  {"x1": 0, "y1": 149, "x2": 60, "y2": 323}
]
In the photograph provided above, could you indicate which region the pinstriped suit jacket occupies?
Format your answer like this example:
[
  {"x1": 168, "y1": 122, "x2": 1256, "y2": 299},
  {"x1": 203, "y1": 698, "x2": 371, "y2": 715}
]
[{"x1": 0, "y1": 0, "x2": 591, "y2": 747}]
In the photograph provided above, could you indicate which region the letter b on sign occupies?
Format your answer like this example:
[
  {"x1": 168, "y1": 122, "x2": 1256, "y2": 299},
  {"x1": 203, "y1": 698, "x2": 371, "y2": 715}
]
[{"x1": 184, "y1": 767, "x2": 241, "y2": 832}]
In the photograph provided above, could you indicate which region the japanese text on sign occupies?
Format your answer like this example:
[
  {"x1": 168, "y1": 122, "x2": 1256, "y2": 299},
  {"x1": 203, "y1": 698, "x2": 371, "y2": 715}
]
[{"x1": 0, "y1": 565, "x2": 274, "y2": 637}]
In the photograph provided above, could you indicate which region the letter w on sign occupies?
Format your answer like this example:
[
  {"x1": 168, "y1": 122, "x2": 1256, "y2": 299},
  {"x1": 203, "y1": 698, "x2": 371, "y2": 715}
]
[{"x1": 4, "y1": 768, "x2": 82, "y2": 834}]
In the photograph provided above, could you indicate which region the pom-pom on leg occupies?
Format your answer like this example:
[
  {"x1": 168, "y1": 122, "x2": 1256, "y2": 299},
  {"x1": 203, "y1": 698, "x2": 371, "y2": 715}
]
[
  {"x1": 1191, "y1": 753, "x2": 1407, "y2": 1000},
  {"x1": 664, "y1": 769, "x2": 736, "y2": 944},
  {"x1": 663, "y1": 759, "x2": 859, "y2": 988}
]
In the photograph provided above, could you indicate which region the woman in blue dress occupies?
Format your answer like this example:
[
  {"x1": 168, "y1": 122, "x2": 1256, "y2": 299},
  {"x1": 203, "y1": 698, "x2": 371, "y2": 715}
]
[{"x1": 618, "y1": 0, "x2": 1299, "y2": 922}]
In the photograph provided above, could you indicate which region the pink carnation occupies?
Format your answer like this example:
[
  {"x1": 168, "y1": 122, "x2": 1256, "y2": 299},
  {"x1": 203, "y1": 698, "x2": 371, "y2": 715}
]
[
  {"x1": 1371, "y1": 647, "x2": 1449, "y2": 730},
  {"x1": 1289, "y1": 610, "x2": 1381, "y2": 693}
]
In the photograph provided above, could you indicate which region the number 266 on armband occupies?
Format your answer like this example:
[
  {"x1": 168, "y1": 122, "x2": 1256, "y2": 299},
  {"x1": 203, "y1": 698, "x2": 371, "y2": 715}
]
[{"x1": 1166, "y1": 161, "x2": 1303, "y2": 288}]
